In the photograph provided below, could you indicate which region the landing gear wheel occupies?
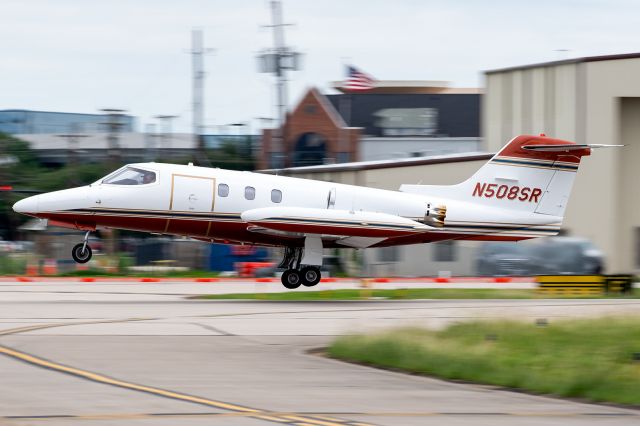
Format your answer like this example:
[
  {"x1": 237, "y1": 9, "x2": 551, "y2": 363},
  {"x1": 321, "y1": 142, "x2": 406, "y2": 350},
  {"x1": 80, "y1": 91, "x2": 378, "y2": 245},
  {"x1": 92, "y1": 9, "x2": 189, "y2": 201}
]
[
  {"x1": 281, "y1": 269, "x2": 302, "y2": 289},
  {"x1": 71, "y1": 243, "x2": 92, "y2": 264},
  {"x1": 301, "y1": 266, "x2": 321, "y2": 287}
]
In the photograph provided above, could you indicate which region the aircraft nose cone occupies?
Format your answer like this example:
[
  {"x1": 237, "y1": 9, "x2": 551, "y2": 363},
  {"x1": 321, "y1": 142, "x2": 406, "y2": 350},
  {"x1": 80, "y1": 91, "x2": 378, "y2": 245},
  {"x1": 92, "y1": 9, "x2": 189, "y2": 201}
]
[{"x1": 13, "y1": 195, "x2": 39, "y2": 214}]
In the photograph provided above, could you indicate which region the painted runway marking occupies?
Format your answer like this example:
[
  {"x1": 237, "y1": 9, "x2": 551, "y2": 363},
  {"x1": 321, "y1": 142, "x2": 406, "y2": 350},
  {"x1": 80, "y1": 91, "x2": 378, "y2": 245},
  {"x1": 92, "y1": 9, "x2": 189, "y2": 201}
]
[{"x1": 0, "y1": 321, "x2": 372, "y2": 426}]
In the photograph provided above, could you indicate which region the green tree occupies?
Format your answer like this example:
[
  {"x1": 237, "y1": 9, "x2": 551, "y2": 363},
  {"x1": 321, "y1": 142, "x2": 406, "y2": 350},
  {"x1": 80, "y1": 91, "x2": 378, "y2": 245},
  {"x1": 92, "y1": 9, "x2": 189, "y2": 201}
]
[{"x1": 0, "y1": 133, "x2": 111, "y2": 240}]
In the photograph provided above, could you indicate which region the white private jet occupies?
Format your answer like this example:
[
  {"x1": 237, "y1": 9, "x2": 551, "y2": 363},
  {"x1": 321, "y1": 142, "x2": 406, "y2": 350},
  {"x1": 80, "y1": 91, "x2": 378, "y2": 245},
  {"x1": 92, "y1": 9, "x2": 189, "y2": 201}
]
[{"x1": 12, "y1": 134, "x2": 618, "y2": 289}]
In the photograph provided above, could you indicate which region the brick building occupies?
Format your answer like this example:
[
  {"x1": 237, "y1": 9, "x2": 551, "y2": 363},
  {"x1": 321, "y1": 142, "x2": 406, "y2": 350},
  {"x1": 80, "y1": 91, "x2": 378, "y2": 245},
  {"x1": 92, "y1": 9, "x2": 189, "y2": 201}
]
[
  {"x1": 260, "y1": 82, "x2": 481, "y2": 169},
  {"x1": 260, "y1": 88, "x2": 360, "y2": 169}
]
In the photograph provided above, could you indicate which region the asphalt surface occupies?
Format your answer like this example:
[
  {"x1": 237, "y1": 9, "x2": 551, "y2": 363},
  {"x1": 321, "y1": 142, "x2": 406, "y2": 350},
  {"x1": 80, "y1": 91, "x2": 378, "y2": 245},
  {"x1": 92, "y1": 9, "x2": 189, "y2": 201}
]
[{"x1": 0, "y1": 280, "x2": 638, "y2": 426}]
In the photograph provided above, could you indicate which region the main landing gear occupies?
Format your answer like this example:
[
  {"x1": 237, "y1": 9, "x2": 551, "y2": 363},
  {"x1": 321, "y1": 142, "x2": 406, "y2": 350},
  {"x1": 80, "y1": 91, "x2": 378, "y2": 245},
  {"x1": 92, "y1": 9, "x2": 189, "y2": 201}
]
[
  {"x1": 71, "y1": 231, "x2": 92, "y2": 264},
  {"x1": 281, "y1": 266, "x2": 321, "y2": 289},
  {"x1": 278, "y1": 238, "x2": 323, "y2": 289}
]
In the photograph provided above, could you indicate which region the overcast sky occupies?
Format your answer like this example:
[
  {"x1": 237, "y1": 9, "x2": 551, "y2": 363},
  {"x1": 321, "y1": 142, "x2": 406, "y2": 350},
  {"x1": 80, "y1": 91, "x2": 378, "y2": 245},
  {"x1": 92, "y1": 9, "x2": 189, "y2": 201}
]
[{"x1": 2, "y1": 0, "x2": 640, "y2": 133}]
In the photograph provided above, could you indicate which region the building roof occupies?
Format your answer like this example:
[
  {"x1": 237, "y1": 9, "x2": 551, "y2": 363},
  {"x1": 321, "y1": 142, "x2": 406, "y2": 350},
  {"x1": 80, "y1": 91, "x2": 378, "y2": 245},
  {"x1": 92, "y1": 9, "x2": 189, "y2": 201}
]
[
  {"x1": 261, "y1": 151, "x2": 493, "y2": 174},
  {"x1": 0, "y1": 109, "x2": 134, "y2": 118},
  {"x1": 307, "y1": 87, "x2": 349, "y2": 128},
  {"x1": 485, "y1": 52, "x2": 640, "y2": 74},
  {"x1": 331, "y1": 80, "x2": 481, "y2": 95}
]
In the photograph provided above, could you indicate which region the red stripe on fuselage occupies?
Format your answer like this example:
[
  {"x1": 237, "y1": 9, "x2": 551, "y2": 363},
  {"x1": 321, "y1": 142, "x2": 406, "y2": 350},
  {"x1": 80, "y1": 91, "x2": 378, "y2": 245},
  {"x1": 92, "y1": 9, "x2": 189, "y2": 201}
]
[{"x1": 36, "y1": 212, "x2": 536, "y2": 249}]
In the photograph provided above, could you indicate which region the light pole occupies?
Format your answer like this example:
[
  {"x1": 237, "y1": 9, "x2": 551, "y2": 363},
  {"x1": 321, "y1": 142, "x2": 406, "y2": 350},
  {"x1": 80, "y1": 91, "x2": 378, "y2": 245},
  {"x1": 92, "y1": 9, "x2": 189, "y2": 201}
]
[{"x1": 100, "y1": 108, "x2": 127, "y2": 166}]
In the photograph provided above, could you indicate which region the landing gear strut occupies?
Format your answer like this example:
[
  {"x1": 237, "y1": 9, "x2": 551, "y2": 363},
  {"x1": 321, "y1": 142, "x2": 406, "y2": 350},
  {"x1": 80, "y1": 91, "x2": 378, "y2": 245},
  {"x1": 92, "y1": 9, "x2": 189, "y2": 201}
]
[
  {"x1": 279, "y1": 237, "x2": 323, "y2": 289},
  {"x1": 71, "y1": 231, "x2": 92, "y2": 264}
]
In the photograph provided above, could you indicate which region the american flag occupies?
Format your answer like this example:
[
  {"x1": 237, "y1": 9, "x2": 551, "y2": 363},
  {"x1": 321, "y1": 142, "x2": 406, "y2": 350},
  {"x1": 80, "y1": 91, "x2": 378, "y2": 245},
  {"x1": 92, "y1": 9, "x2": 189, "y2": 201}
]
[{"x1": 343, "y1": 65, "x2": 376, "y2": 91}]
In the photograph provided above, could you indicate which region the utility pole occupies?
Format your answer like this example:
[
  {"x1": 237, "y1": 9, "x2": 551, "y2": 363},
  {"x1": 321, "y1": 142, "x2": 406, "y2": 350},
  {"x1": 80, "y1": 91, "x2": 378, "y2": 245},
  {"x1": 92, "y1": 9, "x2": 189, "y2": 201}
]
[
  {"x1": 100, "y1": 108, "x2": 127, "y2": 166},
  {"x1": 190, "y1": 29, "x2": 213, "y2": 166},
  {"x1": 257, "y1": 1, "x2": 302, "y2": 168}
]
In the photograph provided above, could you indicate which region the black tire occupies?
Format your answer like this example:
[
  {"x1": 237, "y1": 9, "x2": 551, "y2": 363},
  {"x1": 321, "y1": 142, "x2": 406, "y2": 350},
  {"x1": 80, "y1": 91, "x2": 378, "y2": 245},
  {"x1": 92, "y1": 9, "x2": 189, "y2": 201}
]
[
  {"x1": 281, "y1": 269, "x2": 302, "y2": 289},
  {"x1": 71, "y1": 243, "x2": 92, "y2": 264},
  {"x1": 301, "y1": 266, "x2": 321, "y2": 287}
]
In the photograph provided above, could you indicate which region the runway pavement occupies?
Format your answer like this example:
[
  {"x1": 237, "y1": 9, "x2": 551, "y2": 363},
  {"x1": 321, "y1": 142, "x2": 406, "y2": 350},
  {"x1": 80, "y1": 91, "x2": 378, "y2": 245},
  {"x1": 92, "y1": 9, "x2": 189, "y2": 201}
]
[{"x1": 0, "y1": 279, "x2": 638, "y2": 426}]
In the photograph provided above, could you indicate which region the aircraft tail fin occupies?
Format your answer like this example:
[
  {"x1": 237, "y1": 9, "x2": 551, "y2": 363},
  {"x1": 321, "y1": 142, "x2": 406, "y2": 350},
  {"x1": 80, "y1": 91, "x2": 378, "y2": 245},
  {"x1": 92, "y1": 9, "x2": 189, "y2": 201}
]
[{"x1": 401, "y1": 134, "x2": 616, "y2": 218}]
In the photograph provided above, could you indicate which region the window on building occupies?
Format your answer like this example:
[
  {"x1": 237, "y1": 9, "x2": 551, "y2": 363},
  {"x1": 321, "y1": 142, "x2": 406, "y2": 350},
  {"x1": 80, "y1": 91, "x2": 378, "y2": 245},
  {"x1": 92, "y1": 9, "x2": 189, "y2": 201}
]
[
  {"x1": 245, "y1": 186, "x2": 255, "y2": 200},
  {"x1": 269, "y1": 153, "x2": 283, "y2": 169},
  {"x1": 218, "y1": 183, "x2": 229, "y2": 197},
  {"x1": 271, "y1": 189, "x2": 282, "y2": 203},
  {"x1": 378, "y1": 246, "x2": 400, "y2": 263},
  {"x1": 433, "y1": 241, "x2": 457, "y2": 262},
  {"x1": 336, "y1": 152, "x2": 350, "y2": 163}
]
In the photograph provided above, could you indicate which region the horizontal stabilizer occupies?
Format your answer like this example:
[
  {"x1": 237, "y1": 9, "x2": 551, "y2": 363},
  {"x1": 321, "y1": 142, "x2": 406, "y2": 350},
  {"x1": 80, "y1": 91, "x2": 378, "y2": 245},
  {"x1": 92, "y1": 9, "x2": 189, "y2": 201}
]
[{"x1": 522, "y1": 144, "x2": 623, "y2": 152}]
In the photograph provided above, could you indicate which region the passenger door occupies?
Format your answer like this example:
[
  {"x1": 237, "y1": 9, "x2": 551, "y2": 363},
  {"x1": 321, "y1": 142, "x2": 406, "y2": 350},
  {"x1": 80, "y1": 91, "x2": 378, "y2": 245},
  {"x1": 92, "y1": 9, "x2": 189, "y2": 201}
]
[
  {"x1": 170, "y1": 174, "x2": 215, "y2": 212},
  {"x1": 168, "y1": 174, "x2": 216, "y2": 237}
]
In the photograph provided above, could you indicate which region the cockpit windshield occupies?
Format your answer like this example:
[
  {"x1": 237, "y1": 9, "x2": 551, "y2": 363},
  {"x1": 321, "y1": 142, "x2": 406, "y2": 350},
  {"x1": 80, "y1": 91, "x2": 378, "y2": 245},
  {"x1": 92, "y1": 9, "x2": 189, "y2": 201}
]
[{"x1": 103, "y1": 167, "x2": 156, "y2": 185}]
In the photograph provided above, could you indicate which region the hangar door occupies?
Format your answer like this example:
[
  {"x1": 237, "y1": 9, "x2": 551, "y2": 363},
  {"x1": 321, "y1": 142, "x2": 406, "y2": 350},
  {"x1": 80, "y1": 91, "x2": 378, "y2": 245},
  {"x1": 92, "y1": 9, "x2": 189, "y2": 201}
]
[{"x1": 170, "y1": 174, "x2": 215, "y2": 212}]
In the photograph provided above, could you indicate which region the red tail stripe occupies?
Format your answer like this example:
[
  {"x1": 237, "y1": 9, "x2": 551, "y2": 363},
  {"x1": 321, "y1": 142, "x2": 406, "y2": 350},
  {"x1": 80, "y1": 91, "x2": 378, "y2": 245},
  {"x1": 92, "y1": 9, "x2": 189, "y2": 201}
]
[{"x1": 496, "y1": 135, "x2": 591, "y2": 164}]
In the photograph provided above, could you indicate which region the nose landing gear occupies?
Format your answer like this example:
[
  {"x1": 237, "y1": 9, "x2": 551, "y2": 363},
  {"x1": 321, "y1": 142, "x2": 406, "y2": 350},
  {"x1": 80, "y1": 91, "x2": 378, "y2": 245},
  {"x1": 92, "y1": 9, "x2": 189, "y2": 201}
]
[{"x1": 71, "y1": 231, "x2": 92, "y2": 264}]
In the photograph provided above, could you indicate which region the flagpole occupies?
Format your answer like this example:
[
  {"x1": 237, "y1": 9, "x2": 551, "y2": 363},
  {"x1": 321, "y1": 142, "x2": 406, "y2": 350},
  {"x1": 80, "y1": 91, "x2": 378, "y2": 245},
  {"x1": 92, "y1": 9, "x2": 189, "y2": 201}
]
[
  {"x1": 339, "y1": 62, "x2": 351, "y2": 163},
  {"x1": 344, "y1": 91, "x2": 352, "y2": 163},
  {"x1": 339, "y1": 92, "x2": 347, "y2": 163},
  {"x1": 340, "y1": 63, "x2": 374, "y2": 162}
]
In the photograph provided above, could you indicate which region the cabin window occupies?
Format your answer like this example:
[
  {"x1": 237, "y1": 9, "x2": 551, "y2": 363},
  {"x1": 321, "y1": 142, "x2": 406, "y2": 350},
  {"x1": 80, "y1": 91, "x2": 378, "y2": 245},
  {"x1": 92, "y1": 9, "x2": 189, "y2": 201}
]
[
  {"x1": 244, "y1": 186, "x2": 255, "y2": 200},
  {"x1": 218, "y1": 183, "x2": 229, "y2": 197},
  {"x1": 271, "y1": 189, "x2": 282, "y2": 203},
  {"x1": 103, "y1": 167, "x2": 156, "y2": 185}
]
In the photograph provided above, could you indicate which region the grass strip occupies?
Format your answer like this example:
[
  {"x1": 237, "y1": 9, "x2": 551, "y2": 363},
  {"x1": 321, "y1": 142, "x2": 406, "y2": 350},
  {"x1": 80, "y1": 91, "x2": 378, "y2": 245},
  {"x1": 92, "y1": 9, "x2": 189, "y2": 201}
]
[
  {"x1": 196, "y1": 288, "x2": 639, "y2": 300},
  {"x1": 328, "y1": 318, "x2": 640, "y2": 406}
]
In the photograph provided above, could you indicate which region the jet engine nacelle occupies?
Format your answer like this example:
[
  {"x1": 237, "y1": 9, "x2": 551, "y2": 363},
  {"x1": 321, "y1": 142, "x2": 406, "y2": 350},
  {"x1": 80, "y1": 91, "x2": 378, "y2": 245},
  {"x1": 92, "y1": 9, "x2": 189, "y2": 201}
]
[{"x1": 424, "y1": 203, "x2": 447, "y2": 228}]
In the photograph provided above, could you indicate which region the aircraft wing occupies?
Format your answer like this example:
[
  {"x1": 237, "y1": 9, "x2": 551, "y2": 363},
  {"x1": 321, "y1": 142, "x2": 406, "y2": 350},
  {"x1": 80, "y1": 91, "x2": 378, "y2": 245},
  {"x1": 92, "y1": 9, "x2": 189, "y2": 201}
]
[{"x1": 241, "y1": 207, "x2": 431, "y2": 242}]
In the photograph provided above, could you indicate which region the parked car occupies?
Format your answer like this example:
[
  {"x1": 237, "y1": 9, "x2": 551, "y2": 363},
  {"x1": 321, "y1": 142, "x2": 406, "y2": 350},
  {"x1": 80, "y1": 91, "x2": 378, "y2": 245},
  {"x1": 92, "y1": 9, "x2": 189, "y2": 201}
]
[
  {"x1": 529, "y1": 237, "x2": 604, "y2": 275},
  {"x1": 476, "y1": 237, "x2": 604, "y2": 276}
]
